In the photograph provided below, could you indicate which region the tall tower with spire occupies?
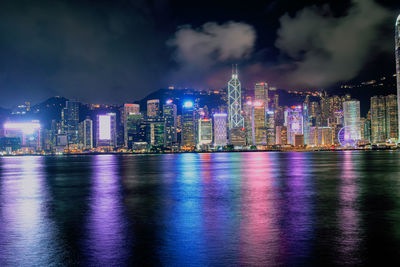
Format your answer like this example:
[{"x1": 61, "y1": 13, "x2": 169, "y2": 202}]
[
  {"x1": 227, "y1": 65, "x2": 244, "y2": 129},
  {"x1": 396, "y1": 14, "x2": 400, "y2": 140}
]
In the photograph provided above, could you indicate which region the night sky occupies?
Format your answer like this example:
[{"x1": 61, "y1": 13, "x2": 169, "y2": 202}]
[{"x1": 0, "y1": 0, "x2": 399, "y2": 107}]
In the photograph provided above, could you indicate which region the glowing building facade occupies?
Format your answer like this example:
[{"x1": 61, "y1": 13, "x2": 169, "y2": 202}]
[
  {"x1": 181, "y1": 101, "x2": 195, "y2": 147},
  {"x1": 147, "y1": 99, "x2": 160, "y2": 118},
  {"x1": 213, "y1": 113, "x2": 227, "y2": 147},
  {"x1": 385, "y1": 94, "x2": 398, "y2": 141},
  {"x1": 254, "y1": 82, "x2": 269, "y2": 110},
  {"x1": 343, "y1": 100, "x2": 361, "y2": 142},
  {"x1": 79, "y1": 118, "x2": 93, "y2": 149},
  {"x1": 63, "y1": 100, "x2": 80, "y2": 144},
  {"x1": 370, "y1": 96, "x2": 386, "y2": 143},
  {"x1": 96, "y1": 113, "x2": 117, "y2": 148},
  {"x1": 163, "y1": 100, "x2": 177, "y2": 146},
  {"x1": 198, "y1": 118, "x2": 213, "y2": 147},
  {"x1": 227, "y1": 66, "x2": 244, "y2": 129},
  {"x1": 253, "y1": 101, "x2": 266, "y2": 145},
  {"x1": 286, "y1": 106, "x2": 303, "y2": 145}
]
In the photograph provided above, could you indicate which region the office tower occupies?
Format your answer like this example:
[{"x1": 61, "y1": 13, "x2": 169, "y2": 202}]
[
  {"x1": 63, "y1": 100, "x2": 80, "y2": 144},
  {"x1": 198, "y1": 118, "x2": 213, "y2": 147},
  {"x1": 275, "y1": 126, "x2": 287, "y2": 145},
  {"x1": 122, "y1": 104, "x2": 140, "y2": 147},
  {"x1": 266, "y1": 111, "x2": 275, "y2": 145},
  {"x1": 149, "y1": 118, "x2": 165, "y2": 146},
  {"x1": 287, "y1": 106, "x2": 303, "y2": 145},
  {"x1": 385, "y1": 94, "x2": 398, "y2": 141},
  {"x1": 213, "y1": 113, "x2": 227, "y2": 147},
  {"x1": 365, "y1": 111, "x2": 372, "y2": 143},
  {"x1": 396, "y1": 14, "x2": 400, "y2": 139},
  {"x1": 227, "y1": 66, "x2": 244, "y2": 129},
  {"x1": 96, "y1": 113, "x2": 117, "y2": 148},
  {"x1": 343, "y1": 99, "x2": 361, "y2": 142},
  {"x1": 370, "y1": 96, "x2": 386, "y2": 143},
  {"x1": 230, "y1": 128, "x2": 246, "y2": 146},
  {"x1": 243, "y1": 100, "x2": 254, "y2": 145},
  {"x1": 163, "y1": 100, "x2": 178, "y2": 146},
  {"x1": 147, "y1": 99, "x2": 160, "y2": 117},
  {"x1": 78, "y1": 117, "x2": 93, "y2": 149},
  {"x1": 254, "y1": 82, "x2": 269, "y2": 110},
  {"x1": 181, "y1": 101, "x2": 195, "y2": 147},
  {"x1": 122, "y1": 104, "x2": 140, "y2": 124},
  {"x1": 303, "y1": 97, "x2": 310, "y2": 145},
  {"x1": 126, "y1": 112, "x2": 144, "y2": 149},
  {"x1": 253, "y1": 101, "x2": 266, "y2": 145}
]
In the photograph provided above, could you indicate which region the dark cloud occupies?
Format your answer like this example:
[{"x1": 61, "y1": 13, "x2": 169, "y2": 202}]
[
  {"x1": 167, "y1": 21, "x2": 256, "y2": 88},
  {"x1": 275, "y1": 0, "x2": 393, "y2": 88}
]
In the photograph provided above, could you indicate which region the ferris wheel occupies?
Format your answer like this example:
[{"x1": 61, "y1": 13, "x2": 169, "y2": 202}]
[{"x1": 338, "y1": 126, "x2": 359, "y2": 147}]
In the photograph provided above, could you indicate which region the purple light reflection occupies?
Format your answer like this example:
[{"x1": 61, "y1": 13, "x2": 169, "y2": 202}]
[
  {"x1": 337, "y1": 151, "x2": 361, "y2": 265},
  {"x1": 280, "y1": 152, "x2": 314, "y2": 265},
  {"x1": 85, "y1": 155, "x2": 129, "y2": 265},
  {"x1": 239, "y1": 152, "x2": 280, "y2": 266},
  {"x1": 0, "y1": 156, "x2": 60, "y2": 266}
]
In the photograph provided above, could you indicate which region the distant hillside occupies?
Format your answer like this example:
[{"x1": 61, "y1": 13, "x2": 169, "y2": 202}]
[
  {"x1": 31, "y1": 96, "x2": 69, "y2": 129},
  {"x1": 137, "y1": 88, "x2": 226, "y2": 114}
]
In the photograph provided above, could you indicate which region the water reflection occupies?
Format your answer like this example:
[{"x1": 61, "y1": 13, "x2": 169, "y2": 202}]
[
  {"x1": 161, "y1": 153, "x2": 207, "y2": 265},
  {"x1": 239, "y1": 152, "x2": 280, "y2": 266},
  {"x1": 1, "y1": 152, "x2": 400, "y2": 266},
  {"x1": 337, "y1": 151, "x2": 362, "y2": 265},
  {"x1": 85, "y1": 155, "x2": 129, "y2": 265},
  {"x1": 280, "y1": 152, "x2": 314, "y2": 265},
  {"x1": 0, "y1": 156, "x2": 61, "y2": 266}
]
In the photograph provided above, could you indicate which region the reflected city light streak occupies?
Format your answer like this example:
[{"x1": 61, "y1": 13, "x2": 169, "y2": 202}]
[
  {"x1": 0, "y1": 156, "x2": 60, "y2": 266},
  {"x1": 282, "y1": 152, "x2": 314, "y2": 265},
  {"x1": 85, "y1": 155, "x2": 129, "y2": 265},
  {"x1": 337, "y1": 151, "x2": 361, "y2": 265},
  {"x1": 239, "y1": 152, "x2": 279, "y2": 266},
  {"x1": 160, "y1": 153, "x2": 207, "y2": 265}
]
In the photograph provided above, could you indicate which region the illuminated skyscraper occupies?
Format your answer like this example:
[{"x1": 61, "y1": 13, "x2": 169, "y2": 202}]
[
  {"x1": 96, "y1": 113, "x2": 117, "y2": 148},
  {"x1": 147, "y1": 99, "x2": 160, "y2": 117},
  {"x1": 253, "y1": 101, "x2": 266, "y2": 145},
  {"x1": 287, "y1": 106, "x2": 303, "y2": 145},
  {"x1": 181, "y1": 101, "x2": 195, "y2": 147},
  {"x1": 266, "y1": 111, "x2": 275, "y2": 145},
  {"x1": 148, "y1": 118, "x2": 165, "y2": 146},
  {"x1": 396, "y1": 15, "x2": 400, "y2": 140},
  {"x1": 197, "y1": 118, "x2": 213, "y2": 147},
  {"x1": 123, "y1": 104, "x2": 140, "y2": 147},
  {"x1": 63, "y1": 100, "x2": 80, "y2": 144},
  {"x1": 275, "y1": 126, "x2": 287, "y2": 145},
  {"x1": 213, "y1": 113, "x2": 227, "y2": 147},
  {"x1": 243, "y1": 101, "x2": 254, "y2": 145},
  {"x1": 254, "y1": 82, "x2": 269, "y2": 110},
  {"x1": 122, "y1": 104, "x2": 140, "y2": 124},
  {"x1": 163, "y1": 100, "x2": 177, "y2": 146},
  {"x1": 385, "y1": 94, "x2": 398, "y2": 141},
  {"x1": 370, "y1": 96, "x2": 386, "y2": 143},
  {"x1": 79, "y1": 117, "x2": 93, "y2": 149},
  {"x1": 343, "y1": 99, "x2": 361, "y2": 142},
  {"x1": 227, "y1": 66, "x2": 244, "y2": 129},
  {"x1": 126, "y1": 112, "x2": 144, "y2": 148},
  {"x1": 303, "y1": 96, "x2": 310, "y2": 145}
]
